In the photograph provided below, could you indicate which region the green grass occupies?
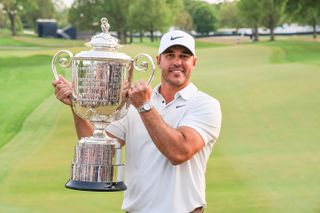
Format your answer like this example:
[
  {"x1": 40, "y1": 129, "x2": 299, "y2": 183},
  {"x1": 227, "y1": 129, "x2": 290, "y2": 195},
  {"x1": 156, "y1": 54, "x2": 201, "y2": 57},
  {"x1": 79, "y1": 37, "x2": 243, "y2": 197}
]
[
  {"x1": 258, "y1": 40, "x2": 320, "y2": 65},
  {"x1": 196, "y1": 40, "x2": 226, "y2": 48},
  {"x1": 12, "y1": 36, "x2": 85, "y2": 48},
  {"x1": 0, "y1": 36, "x2": 36, "y2": 47},
  {"x1": 0, "y1": 96, "x2": 124, "y2": 213},
  {"x1": 0, "y1": 30, "x2": 84, "y2": 48},
  {"x1": 194, "y1": 42, "x2": 320, "y2": 212},
  {"x1": 0, "y1": 55, "x2": 53, "y2": 149},
  {"x1": 0, "y1": 35, "x2": 320, "y2": 212}
]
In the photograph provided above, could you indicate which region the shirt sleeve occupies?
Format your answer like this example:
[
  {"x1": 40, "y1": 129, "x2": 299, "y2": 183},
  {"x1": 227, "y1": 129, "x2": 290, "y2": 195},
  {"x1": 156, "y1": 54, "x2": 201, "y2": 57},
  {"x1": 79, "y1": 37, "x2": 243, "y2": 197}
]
[
  {"x1": 179, "y1": 94, "x2": 222, "y2": 145},
  {"x1": 106, "y1": 116, "x2": 127, "y2": 141}
]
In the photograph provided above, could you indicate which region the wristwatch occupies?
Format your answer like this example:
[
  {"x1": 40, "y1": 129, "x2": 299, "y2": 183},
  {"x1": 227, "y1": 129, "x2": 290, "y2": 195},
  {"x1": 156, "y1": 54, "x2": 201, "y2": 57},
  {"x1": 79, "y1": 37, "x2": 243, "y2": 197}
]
[{"x1": 138, "y1": 102, "x2": 152, "y2": 113}]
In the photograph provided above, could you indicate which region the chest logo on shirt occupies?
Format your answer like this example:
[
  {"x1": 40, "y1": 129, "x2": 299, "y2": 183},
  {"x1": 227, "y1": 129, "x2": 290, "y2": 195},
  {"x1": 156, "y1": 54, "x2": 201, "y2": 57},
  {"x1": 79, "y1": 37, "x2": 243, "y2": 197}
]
[{"x1": 176, "y1": 104, "x2": 186, "y2": 108}]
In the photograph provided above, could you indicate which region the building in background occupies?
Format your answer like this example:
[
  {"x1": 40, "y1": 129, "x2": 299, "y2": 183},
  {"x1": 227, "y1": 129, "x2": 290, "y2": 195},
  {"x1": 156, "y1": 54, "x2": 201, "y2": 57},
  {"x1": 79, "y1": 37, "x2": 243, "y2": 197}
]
[
  {"x1": 37, "y1": 19, "x2": 76, "y2": 39},
  {"x1": 37, "y1": 19, "x2": 57, "y2": 38}
]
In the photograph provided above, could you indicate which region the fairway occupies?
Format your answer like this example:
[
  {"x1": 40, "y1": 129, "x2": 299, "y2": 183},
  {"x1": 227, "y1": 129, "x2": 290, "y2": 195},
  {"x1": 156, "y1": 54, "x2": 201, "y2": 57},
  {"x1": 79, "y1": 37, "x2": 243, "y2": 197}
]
[{"x1": 0, "y1": 35, "x2": 320, "y2": 213}]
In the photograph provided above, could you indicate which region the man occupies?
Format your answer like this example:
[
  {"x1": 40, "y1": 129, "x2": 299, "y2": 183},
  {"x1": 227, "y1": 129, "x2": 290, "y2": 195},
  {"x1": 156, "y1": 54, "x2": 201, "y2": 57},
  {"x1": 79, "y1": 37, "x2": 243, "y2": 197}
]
[{"x1": 52, "y1": 30, "x2": 222, "y2": 213}]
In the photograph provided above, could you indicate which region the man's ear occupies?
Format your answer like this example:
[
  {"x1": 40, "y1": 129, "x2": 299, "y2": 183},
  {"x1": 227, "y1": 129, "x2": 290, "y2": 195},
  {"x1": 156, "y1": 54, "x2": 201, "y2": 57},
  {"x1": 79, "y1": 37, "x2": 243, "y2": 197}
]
[
  {"x1": 193, "y1": 56, "x2": 197, "y2": 67},
  {"x1": 156, "y1": 55, "x2": 161, "y2": 65}
]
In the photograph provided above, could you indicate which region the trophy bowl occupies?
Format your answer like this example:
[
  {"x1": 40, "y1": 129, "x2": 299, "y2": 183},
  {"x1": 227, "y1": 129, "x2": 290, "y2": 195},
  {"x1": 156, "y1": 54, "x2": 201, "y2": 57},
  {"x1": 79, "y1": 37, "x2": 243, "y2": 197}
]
[{"x1": 51, "y1": 17, "x2": 155, "y2": 191}]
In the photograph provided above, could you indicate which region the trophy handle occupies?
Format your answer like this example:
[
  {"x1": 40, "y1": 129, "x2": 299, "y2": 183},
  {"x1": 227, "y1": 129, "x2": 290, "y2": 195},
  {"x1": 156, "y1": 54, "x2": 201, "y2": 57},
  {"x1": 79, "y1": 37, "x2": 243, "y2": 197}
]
[
  {"x1": 133, "y1": 53, "x2": 155, "y2": 85},
  {"x1": 51, "y1": 50, "x2": 74, "y2": 80}
]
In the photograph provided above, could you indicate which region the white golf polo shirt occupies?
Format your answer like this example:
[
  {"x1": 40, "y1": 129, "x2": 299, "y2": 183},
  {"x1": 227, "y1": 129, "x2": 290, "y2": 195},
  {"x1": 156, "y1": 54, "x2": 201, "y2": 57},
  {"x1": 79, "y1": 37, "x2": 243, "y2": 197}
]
[{"x1": 107, "y1": 83, "x2": 222, "y2": 213}]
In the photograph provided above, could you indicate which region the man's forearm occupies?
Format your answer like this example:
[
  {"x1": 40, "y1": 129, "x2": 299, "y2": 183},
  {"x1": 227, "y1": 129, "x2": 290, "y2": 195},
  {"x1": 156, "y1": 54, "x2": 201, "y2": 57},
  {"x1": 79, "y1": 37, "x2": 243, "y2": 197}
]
[
  {"x1": 139, "y1": 108, "x2": 204, "y2": 165},
  {"x1": 71, "y1": 107, "x2": 94, "y2": 140}
]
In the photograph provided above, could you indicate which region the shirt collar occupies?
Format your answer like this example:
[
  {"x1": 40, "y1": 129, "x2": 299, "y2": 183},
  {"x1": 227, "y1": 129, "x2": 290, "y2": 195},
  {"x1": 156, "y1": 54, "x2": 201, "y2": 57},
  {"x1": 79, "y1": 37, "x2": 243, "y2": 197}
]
[{"x1": 153, "y1": 83, "x2": 198, "y2": 100}]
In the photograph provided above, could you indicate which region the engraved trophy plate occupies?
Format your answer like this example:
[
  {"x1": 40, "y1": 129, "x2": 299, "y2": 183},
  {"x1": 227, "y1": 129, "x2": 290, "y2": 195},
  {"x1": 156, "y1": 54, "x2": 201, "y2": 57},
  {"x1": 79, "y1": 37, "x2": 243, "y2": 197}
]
[{"x1": 51, "y1": 17, "x2": 155, "y2": 191}]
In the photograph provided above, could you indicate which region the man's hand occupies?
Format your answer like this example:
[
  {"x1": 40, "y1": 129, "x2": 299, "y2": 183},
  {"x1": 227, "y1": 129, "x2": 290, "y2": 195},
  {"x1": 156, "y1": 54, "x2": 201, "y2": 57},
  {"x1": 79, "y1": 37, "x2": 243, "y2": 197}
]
[
  {"x1": 128, "y1": 80, "x2": 152, "y2": 109},
  {"x1": 52, "y1": 75, "x2": 73, "y2": 106}
]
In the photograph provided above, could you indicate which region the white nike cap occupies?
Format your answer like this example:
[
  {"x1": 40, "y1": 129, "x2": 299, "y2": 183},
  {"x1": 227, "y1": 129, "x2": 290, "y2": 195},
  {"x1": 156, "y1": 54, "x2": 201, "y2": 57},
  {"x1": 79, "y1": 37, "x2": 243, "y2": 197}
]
[{"x1": 158, "y1": 30, "x2": 196, "y2": 56}]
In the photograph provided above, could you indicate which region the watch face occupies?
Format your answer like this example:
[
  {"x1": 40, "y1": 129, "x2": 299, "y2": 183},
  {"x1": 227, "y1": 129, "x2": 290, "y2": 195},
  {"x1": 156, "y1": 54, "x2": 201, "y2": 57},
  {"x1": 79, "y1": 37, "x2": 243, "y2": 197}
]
[
  {"x1": 143, "y1": 103, "x2": 151, "y2": 111},
  {"x1": 140, "y1": 102, "x2": 152, "y2": 112}
]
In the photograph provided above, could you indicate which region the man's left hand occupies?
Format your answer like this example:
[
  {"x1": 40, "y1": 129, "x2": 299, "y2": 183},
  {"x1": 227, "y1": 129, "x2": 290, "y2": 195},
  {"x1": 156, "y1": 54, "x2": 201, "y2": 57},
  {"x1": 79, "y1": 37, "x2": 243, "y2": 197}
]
[{"x1": 128, "y1": 80, "x2": 152, "y2": 109}]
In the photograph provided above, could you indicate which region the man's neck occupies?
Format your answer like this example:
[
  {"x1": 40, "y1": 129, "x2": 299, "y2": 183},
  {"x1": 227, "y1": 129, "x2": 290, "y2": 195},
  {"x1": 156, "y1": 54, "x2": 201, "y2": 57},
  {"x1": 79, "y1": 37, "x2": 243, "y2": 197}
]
[{"x1": 159, "y1": 81, "x2": 189, "y2": 104}]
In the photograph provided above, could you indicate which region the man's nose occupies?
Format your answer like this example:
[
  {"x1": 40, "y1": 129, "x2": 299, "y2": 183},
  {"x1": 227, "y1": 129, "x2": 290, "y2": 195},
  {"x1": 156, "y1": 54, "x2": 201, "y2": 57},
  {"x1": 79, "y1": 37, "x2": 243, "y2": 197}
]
[{"x1": 173, "y1": 57, "x2": 182, "y2": 66}]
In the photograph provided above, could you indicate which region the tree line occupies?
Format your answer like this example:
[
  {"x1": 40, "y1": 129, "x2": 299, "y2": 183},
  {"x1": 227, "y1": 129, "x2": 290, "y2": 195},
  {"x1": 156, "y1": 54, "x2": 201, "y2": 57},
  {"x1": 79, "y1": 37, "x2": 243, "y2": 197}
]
[
  {"x1": 67, "y1": 0, "x2": 218, "y2": 43},
  {"x1": 0, "y1": 0, "x2": 319, "y2": 42},
  {"x1": 222, "y1": 0, "x2": 320, "y2": 41}
]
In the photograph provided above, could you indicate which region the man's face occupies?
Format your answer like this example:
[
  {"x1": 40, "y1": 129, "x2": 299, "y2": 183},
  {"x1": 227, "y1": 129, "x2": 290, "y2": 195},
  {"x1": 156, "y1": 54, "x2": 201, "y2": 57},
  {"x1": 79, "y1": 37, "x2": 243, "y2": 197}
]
[{"x1": 157, "y1": 45, "x2": 197, "y2": 88}]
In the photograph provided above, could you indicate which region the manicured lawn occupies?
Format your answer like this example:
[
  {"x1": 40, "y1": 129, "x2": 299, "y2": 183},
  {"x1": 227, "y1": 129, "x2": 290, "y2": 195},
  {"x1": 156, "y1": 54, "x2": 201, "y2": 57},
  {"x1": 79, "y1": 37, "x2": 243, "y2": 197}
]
[{"x1": 0, "y1": 55, "x2": 53, "y2": 149}]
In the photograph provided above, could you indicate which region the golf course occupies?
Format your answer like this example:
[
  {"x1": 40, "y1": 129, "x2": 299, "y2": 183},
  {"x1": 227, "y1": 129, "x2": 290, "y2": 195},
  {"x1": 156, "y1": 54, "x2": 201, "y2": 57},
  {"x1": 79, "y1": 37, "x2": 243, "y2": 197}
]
[{"x1": 0, "y1": 32, "x2": 319, "y2": 213}]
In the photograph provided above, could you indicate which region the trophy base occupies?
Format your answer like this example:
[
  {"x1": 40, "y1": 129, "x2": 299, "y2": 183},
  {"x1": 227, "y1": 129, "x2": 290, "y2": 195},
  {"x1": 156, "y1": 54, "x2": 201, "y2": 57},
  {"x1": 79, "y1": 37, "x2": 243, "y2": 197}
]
[{"x1": 65, "y1": 180, "x2": 127, "y2": 192}]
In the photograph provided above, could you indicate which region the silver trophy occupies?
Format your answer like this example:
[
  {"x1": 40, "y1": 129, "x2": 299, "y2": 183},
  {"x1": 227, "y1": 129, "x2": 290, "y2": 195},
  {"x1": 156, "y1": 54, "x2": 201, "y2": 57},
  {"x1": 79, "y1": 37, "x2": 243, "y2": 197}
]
[{"x1": 51, "y1": 17, "x2": 155, "y2": 191}]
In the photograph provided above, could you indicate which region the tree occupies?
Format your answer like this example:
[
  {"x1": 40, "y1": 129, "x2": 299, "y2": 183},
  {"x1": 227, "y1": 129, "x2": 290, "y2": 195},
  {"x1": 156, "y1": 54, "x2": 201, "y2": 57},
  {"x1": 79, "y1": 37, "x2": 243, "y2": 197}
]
[
  {"x1": 183, "y1": 0, "x2": 200, "y2": 13},
  {"x1": 285, "y1": 0, "x2": 320, "y2": 39},
  {"x1": 20, "y1": 0, "x2": 55, "y2": 29},
  {"x1": 68, "y1": 0, "x2": 101, "y2": 32},
  {"x1": 97, "y1": 0, "x2": 131, "y2": 44},
  {"x1": 260, "y1": 0, "x2": 285, "y2": 41},
  {"x1": 183, "y1": 0, "x2": 202, "y2": 31},
  {"x1": 218, "y1": 1, "x2": 241, "y2": 31},
  {"x1": 166, "y1": 0, "x2": 194, "y2": 32},
  {"x1": 237, "y1": 0, "x2": 262, "y2": 42},
  {"x1": 0, "y1": 7, "x2": 7, "y2": 29},
  {"x1": 68, "y1": 0, "x2": 194, "y2": 43},
  {"x1": 166, "y1": 0, "x2": 184, "y2": 28},
  {"x1": 0, "y1": 0, "x2": 37, "y2": 35},
  {"x1": 192, "y1": 3, "x2": 217, "y2": 35},
  {"x1": 128, "y1": 0, "x2": 171, "y2": 42},
  {"x1": 128, "y1": 1, "x2": 145, "y2": 43},
  {"x1": 68, "y1": 0, "x2": 132, "y2": 44},
  {"x1": 52, "y1": 0, "x2": 69, "y2": 28},
  {"x1": 145, "y1": 0, "x2": 171, "y2": 41},
  {"x1": 175, "y1": 9, "x2": 194, "y2": 32},
  {"x1": 0, "y1": 0, "x2": 55, "y2": 34}
]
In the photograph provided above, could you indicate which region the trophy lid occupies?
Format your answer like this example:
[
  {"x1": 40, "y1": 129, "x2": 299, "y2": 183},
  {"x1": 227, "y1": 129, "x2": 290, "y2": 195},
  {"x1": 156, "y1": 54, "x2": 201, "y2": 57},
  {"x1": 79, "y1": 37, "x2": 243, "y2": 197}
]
[
  {"x1": 89, "y1": 17, "x2": 119, "y2": 49},
  {"x1": 74, "y1": 18, "x2": 132, "y2": 61}
]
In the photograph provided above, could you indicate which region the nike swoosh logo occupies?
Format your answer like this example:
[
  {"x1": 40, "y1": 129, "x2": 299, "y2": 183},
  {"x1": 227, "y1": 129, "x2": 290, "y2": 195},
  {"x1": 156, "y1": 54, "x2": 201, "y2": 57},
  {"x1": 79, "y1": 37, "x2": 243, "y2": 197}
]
[
  {"x1": 170, "y1": 36, "x2": 184, "y2": 40},
  {"x1": 176, "y1": 104, "x2": 186, "y2": 108}
]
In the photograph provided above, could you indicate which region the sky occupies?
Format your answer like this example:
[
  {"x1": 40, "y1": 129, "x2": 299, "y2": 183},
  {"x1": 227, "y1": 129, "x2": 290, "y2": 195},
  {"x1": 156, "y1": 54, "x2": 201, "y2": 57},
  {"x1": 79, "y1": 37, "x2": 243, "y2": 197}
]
[{"x1": 62, "y1": 0, "x2": 223, "y2": 8}]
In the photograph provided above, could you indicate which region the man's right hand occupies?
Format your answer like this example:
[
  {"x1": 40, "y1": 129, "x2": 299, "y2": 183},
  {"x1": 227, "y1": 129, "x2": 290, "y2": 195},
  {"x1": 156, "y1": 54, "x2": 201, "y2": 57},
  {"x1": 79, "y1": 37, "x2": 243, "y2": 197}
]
[{"x1": 52, "y1": 75, "x2": 73, "y2": 106}]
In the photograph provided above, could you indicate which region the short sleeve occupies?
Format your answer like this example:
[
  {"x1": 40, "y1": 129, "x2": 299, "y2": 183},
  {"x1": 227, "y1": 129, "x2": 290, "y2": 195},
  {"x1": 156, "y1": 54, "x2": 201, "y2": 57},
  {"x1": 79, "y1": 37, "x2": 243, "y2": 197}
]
[{"x1": 179, "y1": 94, "x2": 222, "y2": 145}]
